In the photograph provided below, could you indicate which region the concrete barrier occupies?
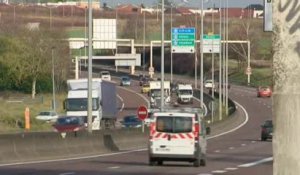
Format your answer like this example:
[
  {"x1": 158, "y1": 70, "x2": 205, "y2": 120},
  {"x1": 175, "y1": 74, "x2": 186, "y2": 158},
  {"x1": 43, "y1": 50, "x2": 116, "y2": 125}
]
[{"x1": 0, "y1": 128, "x2": 149, "y2": 164}]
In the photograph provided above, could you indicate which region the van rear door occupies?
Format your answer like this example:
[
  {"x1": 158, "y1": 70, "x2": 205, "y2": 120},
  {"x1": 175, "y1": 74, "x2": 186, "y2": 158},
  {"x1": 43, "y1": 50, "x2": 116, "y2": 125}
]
[{"x1": 152, "y1": 116, "x2": 195, "y2": 155}]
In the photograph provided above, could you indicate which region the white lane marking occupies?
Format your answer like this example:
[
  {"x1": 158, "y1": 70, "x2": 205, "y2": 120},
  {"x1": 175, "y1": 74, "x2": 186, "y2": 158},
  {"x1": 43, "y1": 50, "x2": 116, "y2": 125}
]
[
  {"x1": 225, "y1": 167, "x2": 238, "y2": 171},
  {"x1": 241, "y1": 143, "x2": 246, "y2": 146},
  {"x1": 0, "y1": 148, "x2": 147, "y2": 167},
  {"x1": 211, "y1": 170, "x2": 227, "y2": 173},
  {"x1": 59, "y1": 172, "x2": 75, "y2": 175},
  {"x1": 116, "y1": 94, "x2": 125, "y2": 112},
  {"x1": 214, "y1": 150, "x2": 221, "y2": 153},
  {"x1": 251, "y1": 141, "x2": 256, "y2": 143},
  {"x1": 198, "y1": 174, "x2": 212, "y2": 175},
  {"x1": 108, "y1": 166, "x2": 120, "y2": 169},
  {"x1": 238, "y1": 157, "x2": 273, "y2": 168},
  {"x1": 119, "y1": 86, "x2": 150, "y2": 108},
  {"x1": 208, "y1": 100, "x2": 249, "y2": 139},
  {"x1": 229, "y1": 147, "x2": 235, "y2": 150}
]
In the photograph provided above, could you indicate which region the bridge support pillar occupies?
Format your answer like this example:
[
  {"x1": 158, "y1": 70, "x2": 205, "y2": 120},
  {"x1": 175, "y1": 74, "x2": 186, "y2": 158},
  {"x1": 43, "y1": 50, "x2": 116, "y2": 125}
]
[{"x1": 130, "y1": 66, "x2": 135, "y2": 75}]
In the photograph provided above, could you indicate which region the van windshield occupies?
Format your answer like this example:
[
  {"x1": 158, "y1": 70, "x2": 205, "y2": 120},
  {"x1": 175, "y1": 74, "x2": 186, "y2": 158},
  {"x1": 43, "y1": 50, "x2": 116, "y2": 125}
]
[
  {"x1": 178, "y1": 90, "x2": 193, "y2": 95},
  {"x1": 156, "y1": 117, "x2": 192, "y2": 133}
]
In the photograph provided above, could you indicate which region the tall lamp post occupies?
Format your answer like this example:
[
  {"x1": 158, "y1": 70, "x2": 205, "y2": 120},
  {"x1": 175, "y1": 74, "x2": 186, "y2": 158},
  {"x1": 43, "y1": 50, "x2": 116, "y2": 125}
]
[
  {"x1": 200, "y1": 0, "x2": 204, "y2": 109},
  {"x1": 143, "y1": 8, "x2": 146, "y2": 72},
  {"x1": 51, "y1": 47, "x2": 56, "y2": 113},
  {"x1": 87, "y1": 0, "x2": 93, "y2": 133},
  {"x1": 160, "y1": 0, "x2": 165, "y2": 111}
]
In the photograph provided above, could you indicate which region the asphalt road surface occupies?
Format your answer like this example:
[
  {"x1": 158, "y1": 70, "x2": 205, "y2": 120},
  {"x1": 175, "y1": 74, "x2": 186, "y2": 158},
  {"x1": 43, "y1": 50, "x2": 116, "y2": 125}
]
[{"x1": 0, "y1": 80, "x2": 273, "y2": 174}]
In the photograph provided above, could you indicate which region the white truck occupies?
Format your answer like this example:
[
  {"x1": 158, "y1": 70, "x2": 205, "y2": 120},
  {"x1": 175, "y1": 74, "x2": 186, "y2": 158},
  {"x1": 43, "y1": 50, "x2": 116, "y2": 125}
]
[
  {"x1": 64, "y1": 78, "x2": 117, "y2": 130},
  {"x1": 149, "y1": 81, "x2": 171, "y2": 108},
  {"x1": 148, "y1": 108, "x2": 210, "y2": 167},
  {"x1": 176, "y1": 84, "x2": 193, "y2": 104}
]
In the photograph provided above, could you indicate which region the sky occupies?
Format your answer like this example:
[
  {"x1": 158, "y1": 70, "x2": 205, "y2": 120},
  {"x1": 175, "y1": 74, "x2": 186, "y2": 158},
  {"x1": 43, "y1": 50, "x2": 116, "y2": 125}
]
[{"x1": 101, "y1": 0, "x2": 264, "y2": 8}]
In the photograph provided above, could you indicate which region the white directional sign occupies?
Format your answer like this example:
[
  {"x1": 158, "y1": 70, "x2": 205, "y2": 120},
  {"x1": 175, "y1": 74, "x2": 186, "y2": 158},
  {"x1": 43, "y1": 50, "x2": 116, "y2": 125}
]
[
  {"x1": 202, "y1": 34, "x2": 221, "y2": 53},
  {"x1": 171, "y1": 27, "x2": 195, "y2": 53}
]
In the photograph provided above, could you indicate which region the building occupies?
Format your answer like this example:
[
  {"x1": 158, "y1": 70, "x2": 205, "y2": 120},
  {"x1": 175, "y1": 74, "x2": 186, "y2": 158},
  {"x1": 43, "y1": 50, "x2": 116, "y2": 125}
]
[{"x1": 77, "y1": 0, "x2": 100, "y2": 9}]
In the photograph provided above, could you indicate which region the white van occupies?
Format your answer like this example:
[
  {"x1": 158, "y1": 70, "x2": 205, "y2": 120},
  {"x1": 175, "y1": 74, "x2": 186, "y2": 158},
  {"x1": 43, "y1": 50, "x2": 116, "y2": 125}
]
[
  {"x1": 176, "y1": 84, "x2": 193, "y2": 104},
  {"x1": 99, "y1": 71, "x2": 111, "y2": 81},
  {"x1": 148, "y1": 108, "x2": 210, "y2": 167}
]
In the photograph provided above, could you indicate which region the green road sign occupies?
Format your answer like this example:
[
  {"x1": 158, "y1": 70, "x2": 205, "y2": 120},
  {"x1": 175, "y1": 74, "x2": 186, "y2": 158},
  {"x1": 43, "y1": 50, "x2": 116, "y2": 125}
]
[
  {"x1": 202, "y1": 34, "x2": 221, "y2": 53},
  {"x1": 172, "y1": 40, "x2": 195, "y2": 46},
  {"x1": 172, "y1": 34, "x2": 195, "y2": 40},
  {"x1": 203, "y1": 35, "x2": 221, "y2": 39},
  {"x1": 171, "y1": 27, "x2": 195, "y2": 53}
]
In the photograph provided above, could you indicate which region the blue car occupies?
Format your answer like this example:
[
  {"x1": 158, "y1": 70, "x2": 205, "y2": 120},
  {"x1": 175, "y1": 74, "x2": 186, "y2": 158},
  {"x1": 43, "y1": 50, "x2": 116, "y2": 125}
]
[
  {"x1": 121, "y1": 115, "x2": 142, "y2": 128},
  {"x1": 120, "y1": 76, "x2": 131, "y2": 86}
]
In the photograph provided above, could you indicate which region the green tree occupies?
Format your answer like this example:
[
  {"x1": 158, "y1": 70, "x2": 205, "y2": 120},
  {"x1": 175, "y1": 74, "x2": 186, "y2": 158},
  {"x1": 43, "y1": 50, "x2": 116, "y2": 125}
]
[{"x1": 0, "y1": 27, "x2": 70, "y2": 98}]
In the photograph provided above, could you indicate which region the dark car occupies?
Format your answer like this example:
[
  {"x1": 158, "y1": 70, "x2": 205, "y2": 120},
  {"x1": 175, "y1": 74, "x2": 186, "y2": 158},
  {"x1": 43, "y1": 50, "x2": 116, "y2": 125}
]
[
  {"x1": 139, "y1": 76, "x2": 150, "y2": 86},
  {"x1": 53, "y1": 116, "x2": 86, "y2": 132},
  {"x1": 261, "y1": 120, "x2": 273, "y2": 141},
  {"x1": 120, "y1": 115, "x2": 142, "y2": 128}
]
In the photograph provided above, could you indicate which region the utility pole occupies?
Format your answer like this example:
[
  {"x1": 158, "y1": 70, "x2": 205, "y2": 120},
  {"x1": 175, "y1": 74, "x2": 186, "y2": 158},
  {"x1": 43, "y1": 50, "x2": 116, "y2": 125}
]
[{"x1": 273, "y1": 0, "x2": 300, "y2": 174}]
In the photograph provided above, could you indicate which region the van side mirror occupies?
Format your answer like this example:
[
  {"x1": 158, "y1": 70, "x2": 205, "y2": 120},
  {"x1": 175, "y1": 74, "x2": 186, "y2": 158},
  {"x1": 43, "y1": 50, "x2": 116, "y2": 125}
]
[{"x1": 206, "y1": 127, "x2": 211, "y2": 135}]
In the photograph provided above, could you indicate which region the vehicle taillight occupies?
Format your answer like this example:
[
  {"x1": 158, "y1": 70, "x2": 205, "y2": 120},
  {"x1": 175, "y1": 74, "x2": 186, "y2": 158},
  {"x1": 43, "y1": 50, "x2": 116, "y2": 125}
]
[
  {"x1": 194, "y1": 124, "x2": 200, "y2": 140},
  {"x1": 194, "y1": 123, "x2": 200, "y2": 133}
]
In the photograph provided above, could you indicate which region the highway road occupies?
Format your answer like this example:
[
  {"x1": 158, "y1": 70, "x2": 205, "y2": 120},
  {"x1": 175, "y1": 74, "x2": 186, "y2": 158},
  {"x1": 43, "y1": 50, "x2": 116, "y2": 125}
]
[{"x1": 0, "y1": 76, "x2": 273, "y2": 174}]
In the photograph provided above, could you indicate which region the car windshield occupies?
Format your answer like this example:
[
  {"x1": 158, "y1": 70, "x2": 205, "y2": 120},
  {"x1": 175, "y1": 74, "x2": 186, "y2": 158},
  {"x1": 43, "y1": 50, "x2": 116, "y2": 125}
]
[
  {"x1": 101, "y1": 72, "x2": 109, "y2": 76},
  {"x1": 122, "y1": 77, "x2": 130, "y2": 81},
  {"x1": 65, "y1": 98, "x2": 99, "y2": 111},
  {"x1": 39, "y1": 112, "x2": 50, "y2": 115},
  {"x1": 156, "y1": 117, "x2": 193, "y2": 133},
  {"x1": 151, "y1": 89, "x2": 169, "y2": 97},
  {"x1": 264, "y1": 120, "x2": 273, "y2": 127},
  {"x1": 179, "y1": 90, "x2": 193, "y2": 95},
  {"x1": 56, "y1": 117, "x2": 80, "y2": 125}
]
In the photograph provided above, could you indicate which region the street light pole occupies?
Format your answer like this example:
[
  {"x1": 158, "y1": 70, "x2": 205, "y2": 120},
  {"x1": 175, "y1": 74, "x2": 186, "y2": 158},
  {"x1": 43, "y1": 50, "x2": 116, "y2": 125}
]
[
  {"x1": 51, "y1": 48, "x2": 56, "y2": 113},
  {"x1": 143, "y1": 9, "x2": 146, "y2": 72},
  {"x1": 200, "y1": 0, "x2": 204, "y2": 109},
  {"x1": 225, "y1": 0, "x2": 229, "y2": 115},
  {"x1": 195, "y1": 12, "x2": 198, "y2": 89},
  {"x1": 170, "y1": 3, "x2": 173, "y2": 84},
  {"x1": 87, "y1": 0, "x2": 93, "y2": 133},
  {"x1": 84, "y1": 6, "x2": 87, "y2": 68},
  {"x1": 160, "y1": 0, "x2": 165, "y2": 111},
  {"x1": 219, "y1": 0, "x2": 222, "y2": 121}
]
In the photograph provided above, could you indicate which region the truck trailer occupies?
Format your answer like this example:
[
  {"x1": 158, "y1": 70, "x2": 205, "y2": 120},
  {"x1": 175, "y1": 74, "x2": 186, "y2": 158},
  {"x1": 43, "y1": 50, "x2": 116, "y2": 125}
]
[{"x1": 64, "y1": 78, "x2": 117, "y2": 130}]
